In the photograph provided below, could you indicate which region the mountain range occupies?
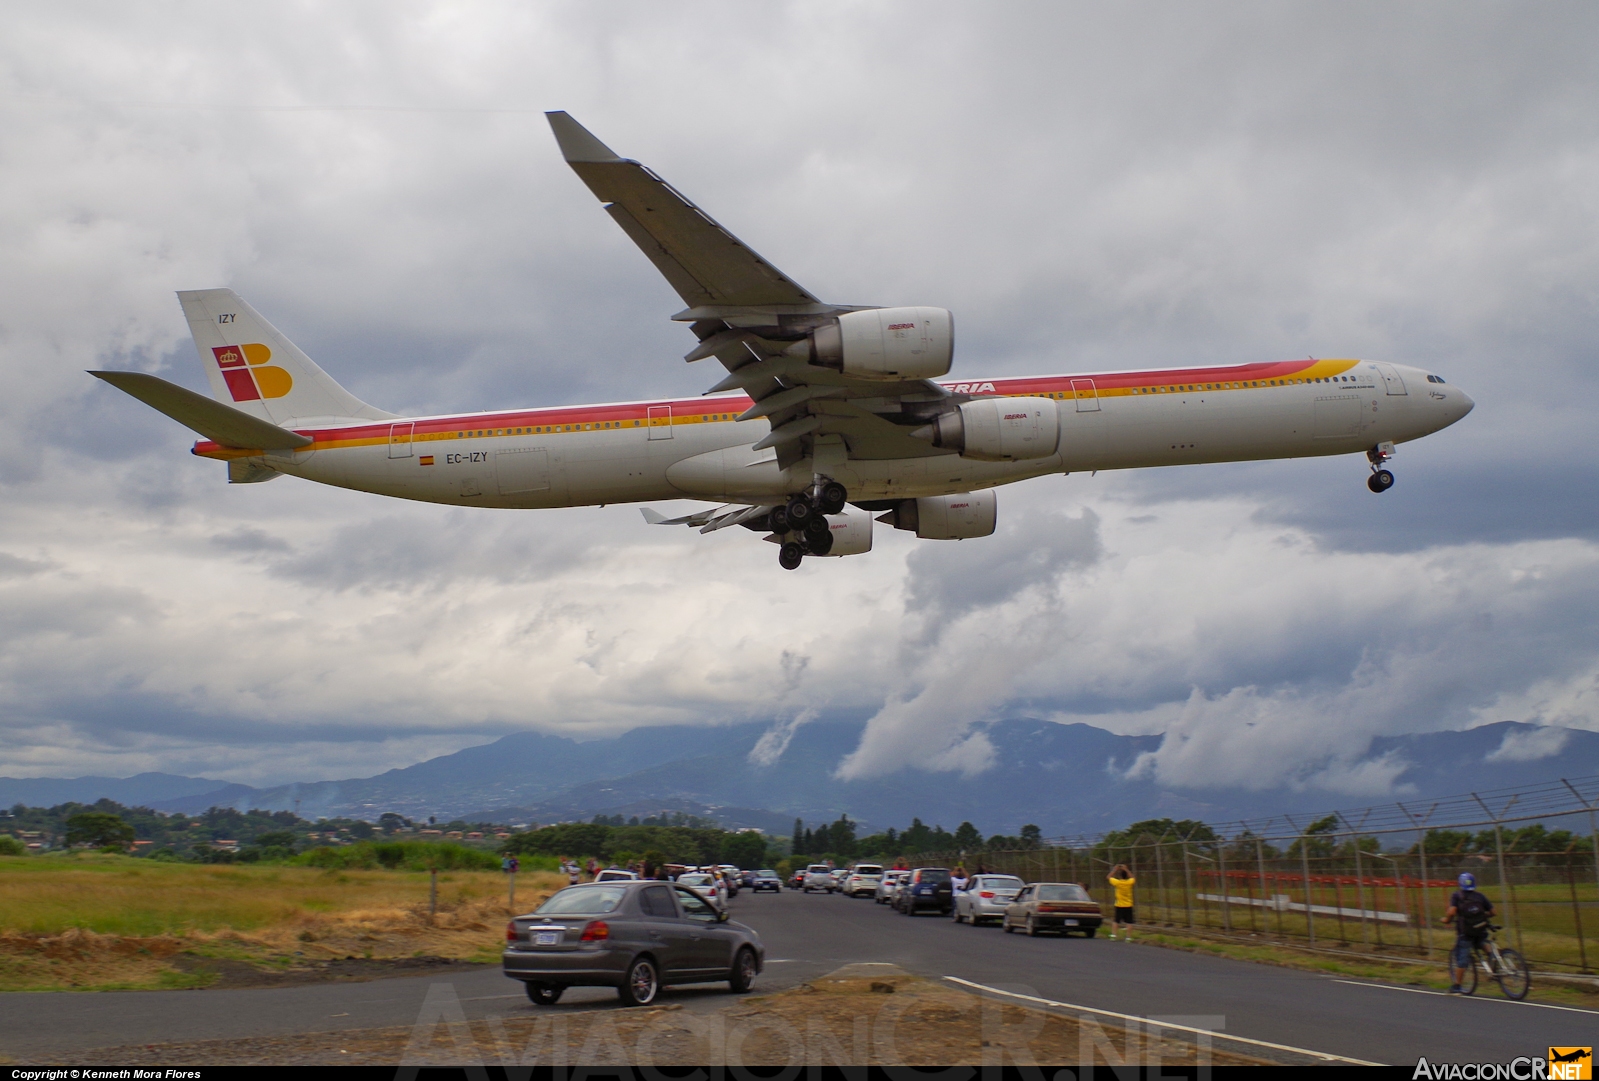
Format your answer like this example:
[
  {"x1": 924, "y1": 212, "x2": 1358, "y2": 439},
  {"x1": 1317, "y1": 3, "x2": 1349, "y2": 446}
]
[{"x1": 4, "y1": 719, "x2": 1597, "y2": 837}]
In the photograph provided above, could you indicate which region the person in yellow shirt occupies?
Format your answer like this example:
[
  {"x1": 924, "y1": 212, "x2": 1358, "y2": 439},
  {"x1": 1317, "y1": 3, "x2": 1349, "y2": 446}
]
[{"x1": 1107, "y1": 864, "x2": 1136, "y2": 940}]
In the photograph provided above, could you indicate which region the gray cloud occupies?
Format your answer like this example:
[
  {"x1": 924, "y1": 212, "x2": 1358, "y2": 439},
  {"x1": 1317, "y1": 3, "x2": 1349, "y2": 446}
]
[{"x1": 1, "y1": 3, "x2": 1597, "y2": 791}]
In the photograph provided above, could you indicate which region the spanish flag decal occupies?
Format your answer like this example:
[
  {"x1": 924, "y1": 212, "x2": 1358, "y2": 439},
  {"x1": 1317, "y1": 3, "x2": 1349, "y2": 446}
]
[{"x1": 213, "y1": 344, "x2": 293, "y2": 401}]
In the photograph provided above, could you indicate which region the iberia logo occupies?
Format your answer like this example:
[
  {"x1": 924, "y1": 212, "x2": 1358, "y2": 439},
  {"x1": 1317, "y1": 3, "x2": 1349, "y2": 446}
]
[{"x1": 213, "y1": 344, "x2": 292, "y2": 401}]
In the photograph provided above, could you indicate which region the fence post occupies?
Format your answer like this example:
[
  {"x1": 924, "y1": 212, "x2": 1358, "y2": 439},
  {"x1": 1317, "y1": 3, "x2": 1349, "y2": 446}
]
[
  {"x1": 1474, "y1": 793, "x2": 1525, "y2": 955},
  {"x1": 1287, "y1": 816, "x2": 1316, "y2": 946},
  {"x1": 1560, "y1": 780, "x2": 1599, "y2": 939},
  {"x1": 429, "y1": 866, "x2": 439, "y2": 922},
  {"x1": 1566, "y1": 847, "x2": 1590, "y2": 974},
  {"x1": 1341, "y1": 812, "x2": 1373, "y2": 948},
  {"x1": 1182, "y1": 839, "x2": 1195, "y2": 930},
  {"x1": 1153, "y1": 832, "x2": 1167, "y2": 926},
  {"x1": 1217, "y1": 835, "x2": 1232, "y2": 933}
]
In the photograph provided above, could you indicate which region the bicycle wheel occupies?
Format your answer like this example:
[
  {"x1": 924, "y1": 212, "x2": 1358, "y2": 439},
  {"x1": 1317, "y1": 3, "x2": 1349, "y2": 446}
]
[
  {"x1": 1460, "y1": 949, "x2": 1480, "y2": 996},
  {"x1": 1494, "y1": 948, "x2": 1530, "y2": 1001}
]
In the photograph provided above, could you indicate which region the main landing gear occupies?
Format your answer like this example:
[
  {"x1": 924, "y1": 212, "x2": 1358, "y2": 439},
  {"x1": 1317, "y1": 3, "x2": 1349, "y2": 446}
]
[
  {"x1": 1366, "y1": 442, "x2": 1396, "y2": 494},
  {"x1": 773, "y1": 481, "x2": 848, "y2": 570}
]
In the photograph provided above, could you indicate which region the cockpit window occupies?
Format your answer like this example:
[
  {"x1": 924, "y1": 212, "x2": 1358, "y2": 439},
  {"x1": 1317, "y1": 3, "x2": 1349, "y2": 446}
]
[{"x1": 1426, "y1": 374, "x2": 1446, "y2": 383}]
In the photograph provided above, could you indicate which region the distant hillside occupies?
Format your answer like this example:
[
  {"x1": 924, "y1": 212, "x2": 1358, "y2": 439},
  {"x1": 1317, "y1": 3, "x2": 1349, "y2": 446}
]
[{"x1": 7, "y1": 720, "x2": 1596, "y2": 837}]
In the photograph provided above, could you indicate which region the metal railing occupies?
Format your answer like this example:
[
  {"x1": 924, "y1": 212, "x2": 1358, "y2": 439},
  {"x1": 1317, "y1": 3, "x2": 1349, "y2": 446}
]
[{"x1": 908, "y1": 774, "x2": 1599, "y2": 976}]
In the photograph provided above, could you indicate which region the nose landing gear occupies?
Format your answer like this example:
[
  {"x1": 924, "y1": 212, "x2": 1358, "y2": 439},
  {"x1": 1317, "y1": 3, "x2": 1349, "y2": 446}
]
[{"x1": 1366, "y1": 442, "x2": 1396, "y2": 494}]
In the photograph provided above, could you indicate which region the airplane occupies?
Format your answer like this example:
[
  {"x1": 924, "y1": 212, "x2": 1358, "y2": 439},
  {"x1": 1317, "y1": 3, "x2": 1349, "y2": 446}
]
[{"x1": 92, "y1": 112, "x2": 1475, "y2": 571}]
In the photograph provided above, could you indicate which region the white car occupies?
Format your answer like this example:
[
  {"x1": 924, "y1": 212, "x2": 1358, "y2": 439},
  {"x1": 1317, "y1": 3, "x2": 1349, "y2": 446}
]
[
  {"x1": 842, "y1": 864, "x2": 884, "y2": 898},
  {"x1": 594, "y1": 869, "x2": 640, "y2": 883},
  {"x1": 802, "y1": 864, "x2": 836, "y2": 893},
  {"x1": 874, "y1": 870, "x2": 909, "y2": 904},
  {"x1": 675, "y1": 871, "x2": 727, "y2": 909},
  {"x1": 952, "y1": 873, "x2": 1026, "y2": 925}
]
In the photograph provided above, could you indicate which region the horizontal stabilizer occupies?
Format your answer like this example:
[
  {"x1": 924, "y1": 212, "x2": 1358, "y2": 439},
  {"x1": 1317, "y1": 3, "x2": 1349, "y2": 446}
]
[{"x1": 89, "y1": 371, "x2": 312, "y2": 449}]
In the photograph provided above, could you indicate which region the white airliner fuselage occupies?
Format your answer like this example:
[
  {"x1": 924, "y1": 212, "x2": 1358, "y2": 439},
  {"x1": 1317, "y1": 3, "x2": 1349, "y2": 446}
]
[{"x1": 94, "y1": 114, "x2": 1473, "y2": 568}]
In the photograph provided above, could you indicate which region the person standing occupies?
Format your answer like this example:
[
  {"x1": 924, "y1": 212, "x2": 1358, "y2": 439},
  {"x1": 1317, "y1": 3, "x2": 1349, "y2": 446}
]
[
  {"x1": 1107, "y1": 864, "x2": 1136, "y2": 940},
  {"x1": 1440, "y1": 872, "x2": 1496, "y2": 994}
]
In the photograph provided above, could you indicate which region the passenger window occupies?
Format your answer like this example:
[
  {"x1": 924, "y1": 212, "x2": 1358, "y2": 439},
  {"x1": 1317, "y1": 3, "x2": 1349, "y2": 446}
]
[
  {"x1": 640, "y1": 885, "x2": 674, "y2": 917},
  {"x1": 676, "y1": 888, "x2": 718, "y2": 922}
]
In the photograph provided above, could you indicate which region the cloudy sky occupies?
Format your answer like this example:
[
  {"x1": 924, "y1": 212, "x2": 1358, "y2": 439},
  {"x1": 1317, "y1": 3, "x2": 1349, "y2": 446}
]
[{"x1": 2, "y1": 2, "x2": 1596, "y2": 796}]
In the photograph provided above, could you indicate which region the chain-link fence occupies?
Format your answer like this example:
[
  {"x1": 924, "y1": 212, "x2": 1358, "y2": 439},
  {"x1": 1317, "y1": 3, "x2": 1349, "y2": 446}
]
[{"x1": 908, "y1": 775, "x2": 1599, "y2": 976}]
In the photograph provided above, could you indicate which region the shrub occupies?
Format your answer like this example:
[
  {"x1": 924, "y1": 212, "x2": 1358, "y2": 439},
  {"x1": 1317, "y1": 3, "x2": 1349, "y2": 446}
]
[
  {"x1": 296, "y1": 840, "x2": 500, "y2": 872},
  {"x1": 0, "y1": 835, "x2": 26, "y2": 856}
]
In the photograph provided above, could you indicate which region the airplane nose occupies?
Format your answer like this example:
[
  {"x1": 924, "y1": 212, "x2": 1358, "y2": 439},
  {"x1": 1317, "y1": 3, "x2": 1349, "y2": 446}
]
[{"x1": 1458, "y1": 389, "x2": 1475, "y2": 416}]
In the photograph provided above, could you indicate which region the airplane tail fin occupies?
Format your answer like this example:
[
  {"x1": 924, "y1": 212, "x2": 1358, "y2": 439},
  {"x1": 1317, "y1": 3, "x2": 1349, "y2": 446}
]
[{"x1": 177, "y1": 289, "x2": 394, "y2": 424}]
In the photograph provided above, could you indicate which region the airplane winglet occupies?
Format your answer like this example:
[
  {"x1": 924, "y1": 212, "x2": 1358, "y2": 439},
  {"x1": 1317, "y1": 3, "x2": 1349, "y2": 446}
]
[
  {"x1": 545, "y1": 112, "x2": 626, "y2": 164},
  {"x1": 640, "y1": 508, "x2": 668, "y2": 525}
]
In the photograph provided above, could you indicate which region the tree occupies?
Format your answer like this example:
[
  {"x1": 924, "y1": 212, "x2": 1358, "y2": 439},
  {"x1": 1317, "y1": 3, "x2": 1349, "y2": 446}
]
[
  {"x1": 722, "y1": 830, "x2": 768, "y2": 869},
  {"x1": 792, "y1": 818, "x2": 804, "y2": 857},
  {"x1": 0, "y1": 835, "x2": 24, "y2": 856},
  {"x1": 66, "y1": 811, "x2": 135, "y2": 849},
  {"x1": 1019, "y1": 824, "x2": 1043, "y2": 848},
  {"x1": 350, "y1": 820, "x2": 374, "y2": 839},
  {"x1": 830, "y1": 815, "x2": 857, "y2": 861},
  {"x1": 254, "y1": 830, "x2": 298, "y2": 849},
  {"x1": 953, "y1": 822, "x2": 983, "y2": 850}
]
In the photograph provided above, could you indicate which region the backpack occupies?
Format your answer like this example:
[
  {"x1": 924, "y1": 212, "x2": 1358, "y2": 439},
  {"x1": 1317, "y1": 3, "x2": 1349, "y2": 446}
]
[{"x1": 1458, "y1": 891, "x2": 1491, "y2": 934}]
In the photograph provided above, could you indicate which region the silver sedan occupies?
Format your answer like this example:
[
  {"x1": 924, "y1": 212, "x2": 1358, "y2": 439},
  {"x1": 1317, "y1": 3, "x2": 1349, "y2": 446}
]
[
  {"x1": 504, "y1": 881, "x2": 764, "y2": 1006},
  {"x1": 952, "y1": 873, "x2": 1026, "y2": 925}
]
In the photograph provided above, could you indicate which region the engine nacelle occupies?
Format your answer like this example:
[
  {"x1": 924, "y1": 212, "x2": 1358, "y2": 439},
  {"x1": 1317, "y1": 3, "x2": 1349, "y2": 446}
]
[
  {"x1": 809, "y1": 306, "x2": 954, "y2": 381},
  {"x1": 818, "y1": 507, "x2": 874, "y2": 556},
  {"x1": 876, "y1": 490, "x2": 996, "y2": 540},
  {"x1": 917, "y1": 397, "x2": 1059, "y2": 461}
]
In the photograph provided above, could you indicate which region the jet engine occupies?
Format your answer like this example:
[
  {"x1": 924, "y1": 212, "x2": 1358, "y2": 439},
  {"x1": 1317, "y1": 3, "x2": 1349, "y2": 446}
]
[
  {"x1": 876, "y1": 491, "x2": 996, "y2": 540},
  {"x1": 819, "y1": 507, "x2": 874, "y2": 555},
  {"x1": 804, "y1": 306, "x2": 954, "y2": 381},
  {"x1": 914, "y1": 397, "x2": 1059, "y2": 461},
  {"x1": 765, "y1": 507, "x2": 873, "y2": 555}
]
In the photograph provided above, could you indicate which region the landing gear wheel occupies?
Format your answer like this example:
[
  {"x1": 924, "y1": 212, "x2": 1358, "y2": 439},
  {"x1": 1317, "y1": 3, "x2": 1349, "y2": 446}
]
[
  {"x1": 806, "y1": 526, "x2": 834, "y2": 556},
  {"x1": 818, "y1": 481, "x2": 847, "y2": 515},
  {"x1": 525, "y1": 982, "x2": 563, "y2": 1005},
  {"x1": 729, "y1": 947, "x2": 758, "y2": 993},
  {"x1": 1368, "y1": 469, "x2": 1395, "y2": 493},
  {"x1": 768, "y1": 504, "x2": 790, "y2": 533},
  {"x1": 778, "y1": 542, "x2": 804, "y2": 571},
  {"x1": 618, "y1": 956, "x2": 659, "y2": 1007},
  {"x1": 785, "y1": 494, "x2": 814, "y2": 527}
]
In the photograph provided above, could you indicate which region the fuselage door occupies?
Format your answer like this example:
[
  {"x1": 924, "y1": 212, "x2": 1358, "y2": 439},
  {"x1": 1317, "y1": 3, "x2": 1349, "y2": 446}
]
[
  {"x1": 387, "y1": 422, "x2": 415, "y2": 458},
  {"x1": 648, "y1": 404, "x2": 673, "y2": 440},
  {"x1": 1069, "y1": 378, "x2": 1100, "y2": 412},
  {"x1": 1373, "y1": 362, "x2": 1408, "y2": 396}
]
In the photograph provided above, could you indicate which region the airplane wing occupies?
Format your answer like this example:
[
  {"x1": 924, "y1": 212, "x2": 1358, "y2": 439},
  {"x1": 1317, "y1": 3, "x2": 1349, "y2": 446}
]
[{"x1": 548, "y1": 113, "x2": 958, "y2": 472}]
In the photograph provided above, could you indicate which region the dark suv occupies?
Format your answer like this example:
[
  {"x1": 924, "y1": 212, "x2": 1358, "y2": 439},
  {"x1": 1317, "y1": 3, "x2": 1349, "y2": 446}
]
[{"x1": 895, "y1": 867, "x2": 953, "y2": 916}]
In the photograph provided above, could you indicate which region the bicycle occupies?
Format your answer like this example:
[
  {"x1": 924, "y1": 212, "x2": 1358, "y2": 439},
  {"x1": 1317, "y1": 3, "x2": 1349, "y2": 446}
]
[{"x1": 1457, "y1": 925, "x2": 1531, "y2": 1000}]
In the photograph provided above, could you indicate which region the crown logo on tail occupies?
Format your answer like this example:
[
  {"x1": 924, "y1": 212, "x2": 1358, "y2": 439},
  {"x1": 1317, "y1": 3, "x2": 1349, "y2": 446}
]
[{"x1": 212, "y1": 344, "x2": 292, "y2": 400}]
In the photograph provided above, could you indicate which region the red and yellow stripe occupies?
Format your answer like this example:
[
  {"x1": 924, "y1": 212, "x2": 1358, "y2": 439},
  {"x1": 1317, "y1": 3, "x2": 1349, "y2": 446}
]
[{"x1": 191, "y1": 358, "x2": 1362, "y2": 460}]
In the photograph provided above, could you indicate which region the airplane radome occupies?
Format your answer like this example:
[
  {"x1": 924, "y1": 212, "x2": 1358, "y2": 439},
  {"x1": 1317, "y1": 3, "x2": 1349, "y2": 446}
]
[{"x1": 93, "y1": 113, "x2": 1474, "y2": 572}]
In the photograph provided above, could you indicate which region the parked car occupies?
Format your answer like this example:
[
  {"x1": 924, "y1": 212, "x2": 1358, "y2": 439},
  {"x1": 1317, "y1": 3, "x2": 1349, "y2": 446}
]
[
  {"x1": 676, "y1": 871, "x2": 727, "y2": 909},
  {"x1": 1001, "y1": 882, "x2": 1103, "y2": 937},
  {"x1": 842, "y1": 864, "x2": 884, "y2": 898},
  {"x1": 750, "y1": 869, "x2": 783, "y2": 893},
  {"x1": 802, "y1": 864, "x2": 836, "y2": 893},
  {"x1": 504, "y1": 881, "x2": 764, "y2": 1006},
  {"x1": 952, "y1": 874, "x2": 1026, "y2": 925},
  {"x1": 894, "y1": 867, "x2": 953, "y2": 915},
  {"x1": 874, "y1": 869, "x2": 909, "y2": 904},
  {"x1": 594, "y1": 869, "x2": 640, "y2": 883}
]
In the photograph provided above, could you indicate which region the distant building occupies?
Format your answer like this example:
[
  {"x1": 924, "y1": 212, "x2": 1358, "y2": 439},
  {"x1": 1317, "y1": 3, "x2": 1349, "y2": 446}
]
[{"x1": 466, "y1": 832, "x2": 483, "y2": 839}]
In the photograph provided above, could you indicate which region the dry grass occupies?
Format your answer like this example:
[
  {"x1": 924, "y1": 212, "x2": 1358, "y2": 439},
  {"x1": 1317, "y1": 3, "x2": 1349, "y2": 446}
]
[{"x1": 0, "y1": 852, "x2": 567, "y2": 991}]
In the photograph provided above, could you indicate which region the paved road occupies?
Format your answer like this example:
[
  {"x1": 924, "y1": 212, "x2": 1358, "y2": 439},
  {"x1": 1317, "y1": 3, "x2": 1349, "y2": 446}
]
[{"x1": 4, "y1": 887, "x2": 1593, "y2": 1063}]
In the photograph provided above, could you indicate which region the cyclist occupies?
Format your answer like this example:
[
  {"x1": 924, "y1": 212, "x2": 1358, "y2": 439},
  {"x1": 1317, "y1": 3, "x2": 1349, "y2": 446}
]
[{"x1": 1440, "y1": 871, "x2": 1495, "y2": 994}]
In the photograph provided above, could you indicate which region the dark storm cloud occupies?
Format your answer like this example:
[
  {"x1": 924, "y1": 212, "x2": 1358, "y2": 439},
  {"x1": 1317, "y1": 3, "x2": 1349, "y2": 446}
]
[{"x1": 2, "y1": 2, "x2": 1597, "y2": 785}]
